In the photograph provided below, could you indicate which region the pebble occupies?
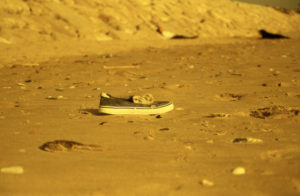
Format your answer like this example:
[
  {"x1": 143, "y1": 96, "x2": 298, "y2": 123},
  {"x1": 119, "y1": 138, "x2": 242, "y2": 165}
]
[
  {"x1": 46, "y1": 96, "x2": 57, "y2": 100},
  {"x1": 185, "y1": 145, "x2": 192, "y2": 150},
  {"x1": 188, "y1": 65, "x2": 195, "y2": 69},
  {"x1": 133, "y1": 131, "x2": 143, "y2": 135},
  {"x1": 175, "y1": 107, "x2": 184, "y2": 111},
  {"x1": 232, "y1": 167, "x2": 246, "y2": 175},
  {"x1": 144, "y1": 135, "x2": 154, "y2": 140},
  {"x1": 1, "y1": 166, "x2": 24, "y2": 174},
  {"x1": 99, "y1": 122, "x2": 107, "y2": 125},
  {"x1": 46, "y1": 95, "x2": 64, "y2": 100},
  {"x1": 200, "y1": 179, "x2": 214, "y2": 187},
  {"x1": 247, "y1": 137, "x2": 263, "y2": 143},
  {"x1": 56, "y1": 88, "x2": 64, "y2": 91},
  {"x1": 159, "y1": 128, "x2": 169, "y2": 131},
  {"x1": 232, "y1": 137, "x2": 263, "y2": 144},
  {"x1": 273, "y1": 71, "x2": 280, "y2": 76}
]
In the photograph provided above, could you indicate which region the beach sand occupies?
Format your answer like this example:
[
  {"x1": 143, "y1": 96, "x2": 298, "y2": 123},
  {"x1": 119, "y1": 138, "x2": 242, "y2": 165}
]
[{"x1": 0, "y1": 1, "x2": 300, "y2": 195}]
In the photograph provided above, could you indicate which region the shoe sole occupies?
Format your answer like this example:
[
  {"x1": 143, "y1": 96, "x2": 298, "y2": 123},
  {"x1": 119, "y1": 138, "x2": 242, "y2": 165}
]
[{"x1": 99, "y1": 102, "x2": 174, "y2": 115}]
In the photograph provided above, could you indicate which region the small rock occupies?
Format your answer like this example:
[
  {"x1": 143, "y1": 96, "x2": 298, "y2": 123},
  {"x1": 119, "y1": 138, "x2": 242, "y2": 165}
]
[
  {"x1": 228, "y1": 69, "x2": 242, "y2": 76},
  {"x1": 200, "y1": 179, "x2": 214, "y2": 187},
  {"x1": 273, "y1": 71, "x2": 280, "y2": 76},
  {"x1": 57, "y1": 95, "x2": 64, "y2": 99},
  {"x1": 232, "y1": 137, "x2": 263, "y2": 144},
  {"x1": 247, "y1": 137, "x2": 263, "y2": 143},
  {"x1": 133, "y1": 131, "x2": 143, "y2": 135},
  {"x1": 1, "y1": 166, "x2": 24, "y2": 174},
  {"x1": 99, "y1": 122, "x2": 107, "y2": 125},
  {"x1": 100, "y1": 53, "x2": 113, "y2": 58},
  {"x1": 161, "y1": 31, "x2": 175, "y2": 39},
  {"x1": 185, "y1": 145, "x2": 192, "y2": 150},
  {"x1": 69, "y1": 85, "x2": 76, "y2": 89},
  {"x1": 46, "y1": 96, "x2": 57, "y2": 100},
  {"x1": 188, "y1": 65, "x2": 195, "y2": 69},
  {"x1": 175, "y1": 107, "x2": 184, "y2": 111},
  {"x1": 232, "y1": 167, "x2": 246, "y2": 175},
  {"x1": 144, "y1": 135, "x2": 154, "y2": 140},
  {"x1": 17, "y1": 83, "x2": 25, "y2": 86},
  {"x1": 159, "y1": 128, "x2": 169, "y2": 131},
  {"x1": 56, "y1": 88, "x2": 64, "y2": 91}
]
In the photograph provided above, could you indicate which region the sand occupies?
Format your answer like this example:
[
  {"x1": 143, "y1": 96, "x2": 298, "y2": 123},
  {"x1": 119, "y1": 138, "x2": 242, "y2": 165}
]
[{"x1": 0, "y1": 0, "x2": 300, "y2": 196}]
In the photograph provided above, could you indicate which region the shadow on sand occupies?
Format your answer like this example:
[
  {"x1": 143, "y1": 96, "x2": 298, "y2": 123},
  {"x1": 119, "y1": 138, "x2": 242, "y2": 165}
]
[{"x1": 79, "y1": 108, "x2": 111, "y2": 116}]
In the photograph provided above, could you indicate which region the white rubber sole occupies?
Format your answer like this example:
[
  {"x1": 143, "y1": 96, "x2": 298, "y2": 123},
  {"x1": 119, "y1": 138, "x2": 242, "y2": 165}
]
[{"x1": 99, "y1": 102, "x2": 174, "y2": 115}]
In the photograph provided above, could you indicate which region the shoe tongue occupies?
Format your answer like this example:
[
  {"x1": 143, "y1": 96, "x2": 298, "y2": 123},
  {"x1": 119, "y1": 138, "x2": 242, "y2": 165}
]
[{"x1": 132, "y1": 94, "x2": 154, "y2": 105}]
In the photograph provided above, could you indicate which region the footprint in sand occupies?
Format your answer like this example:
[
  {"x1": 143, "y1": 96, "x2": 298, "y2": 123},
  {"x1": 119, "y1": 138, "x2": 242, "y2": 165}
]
[
  {"x1": 204, "y1": 113, "x2": 231, "y2": 118},
  {"x1": 215, "y1": 93, "x2": 243, "y2": 101},
  {"x1": 260, "y1": 148, "x2": 298, "y2": 161},
  {"x1": 39, "y1": 140, "x2": 102, "y2": 152},
  {"x1": 250, "y1": 105, "x2": 299, "y2": 119},
  {"x1": 286, "y1": 92, "x2": 300, "y2": 99}
]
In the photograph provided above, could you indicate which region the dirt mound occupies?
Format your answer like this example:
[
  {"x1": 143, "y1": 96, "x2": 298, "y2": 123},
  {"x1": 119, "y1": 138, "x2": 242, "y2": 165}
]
[{"x1": 1, "y1": 0, "x2": 300, "y2": 43}]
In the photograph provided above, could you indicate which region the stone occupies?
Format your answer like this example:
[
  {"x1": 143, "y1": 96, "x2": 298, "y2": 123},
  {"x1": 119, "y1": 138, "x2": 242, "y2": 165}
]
[
  {"x1": 200, "y1": 179, "x2": 214, "y2": 187},
  {"x1": 232, "y1": 167, "x2": 246, "y2": 175},
  {"x1": 1, "y1": 166, "x2": 24, "y2": 174},
  {"x1": 232, "y1": 137, "x2": 263, "y2": 144}
]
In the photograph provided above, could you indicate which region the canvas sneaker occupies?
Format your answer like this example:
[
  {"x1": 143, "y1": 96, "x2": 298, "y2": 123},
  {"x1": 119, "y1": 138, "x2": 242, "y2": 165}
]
[{"x1": 98, "y1": 92, "x2": 174, "y2": 115}]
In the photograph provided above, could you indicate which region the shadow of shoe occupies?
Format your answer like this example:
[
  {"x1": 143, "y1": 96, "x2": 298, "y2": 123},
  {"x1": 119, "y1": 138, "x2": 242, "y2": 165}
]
[{"x1": 79, "y1": 109, "x2": 111, "y2": 116}]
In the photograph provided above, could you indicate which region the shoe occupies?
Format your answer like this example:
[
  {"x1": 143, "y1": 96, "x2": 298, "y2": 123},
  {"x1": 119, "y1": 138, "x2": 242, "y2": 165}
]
[{"x1": 98, "y1": 93, "x2": 174, "y2": 115}]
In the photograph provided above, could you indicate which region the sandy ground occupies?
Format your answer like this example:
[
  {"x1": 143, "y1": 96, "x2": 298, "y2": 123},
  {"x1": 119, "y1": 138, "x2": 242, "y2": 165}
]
[{"x1": 0, "y1": 37, "x2": 299, "y2": 196}]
